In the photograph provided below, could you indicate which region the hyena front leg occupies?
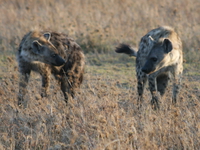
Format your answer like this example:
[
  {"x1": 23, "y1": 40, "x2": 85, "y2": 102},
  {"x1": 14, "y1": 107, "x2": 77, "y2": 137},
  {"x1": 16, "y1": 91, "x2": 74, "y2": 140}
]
[
  {"x1": 171, "y1": 64, "x2": 183, "y2": 104},
  {"x1": 148, "y1": 76, "x2": 160, "y2": 110},
  {"x1": 18, "y1": 71, "x2": 31, "y2": 106},
  {"x1": 137, "y1": 71, "x2": 147, "y2": 108},
  {"x1": 172, "y1": 73, "x2": 182, "y2": 104},
  {"x1": 40, "y1": 70, "x2": 51, "y2": 98}
]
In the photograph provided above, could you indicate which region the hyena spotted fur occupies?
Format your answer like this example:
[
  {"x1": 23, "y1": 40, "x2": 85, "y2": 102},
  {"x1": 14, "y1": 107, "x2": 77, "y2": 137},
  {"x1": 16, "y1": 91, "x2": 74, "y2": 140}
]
[
  {"x1": 116, "y1": 26, "x2": 183, "y2": 109},
  {"x1": 17, "y1": 31, "x2": 85, "y2": 106}
]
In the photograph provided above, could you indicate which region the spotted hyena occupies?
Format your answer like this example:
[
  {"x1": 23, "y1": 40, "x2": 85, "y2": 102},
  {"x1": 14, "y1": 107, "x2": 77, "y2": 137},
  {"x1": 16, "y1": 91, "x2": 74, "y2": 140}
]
[
  {"x1": 115, "y1": 26, "x2": 183, "y2": 109},
  {"x1": 17, "y1": 31, "x2": 85, "y2": 106}
]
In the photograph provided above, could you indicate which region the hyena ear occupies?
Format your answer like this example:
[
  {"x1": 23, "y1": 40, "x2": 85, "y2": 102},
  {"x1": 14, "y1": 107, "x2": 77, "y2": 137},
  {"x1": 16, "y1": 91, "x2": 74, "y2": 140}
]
[
  {"x1": 43, "y1": 32, "x2": 51, "y2": 41},
  {"x1": 32, "y1": 40, "x2": 43, "y2": 54},
  {"x1": 163, "y1": 39, "x2": 173, "y2": 53}
]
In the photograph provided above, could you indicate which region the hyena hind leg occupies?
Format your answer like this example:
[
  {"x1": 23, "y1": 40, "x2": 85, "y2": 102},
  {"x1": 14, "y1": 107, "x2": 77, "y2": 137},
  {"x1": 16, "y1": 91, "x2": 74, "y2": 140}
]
[
  {"x1": 172, "y1": 74, "x2": 182, "y2": 104},
  {"x1": 60, "y1": 74, "x2": 82, "y2": 104},
  {"x1": 156, "y1": 73, "x2": 170, "y2": 96},
  {"x1": 60, "y1": 75, "x2": 72, "y2": 104}
]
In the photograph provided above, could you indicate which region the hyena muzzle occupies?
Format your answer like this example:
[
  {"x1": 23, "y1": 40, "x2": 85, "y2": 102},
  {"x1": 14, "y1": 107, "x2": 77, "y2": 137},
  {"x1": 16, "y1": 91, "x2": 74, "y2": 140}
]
[
  {"x1": 17, "y1": 31, "x2": 85, "y2": 106},
  {"x1": 115, "y1": 26, "x2": 183, "y2": 109}
]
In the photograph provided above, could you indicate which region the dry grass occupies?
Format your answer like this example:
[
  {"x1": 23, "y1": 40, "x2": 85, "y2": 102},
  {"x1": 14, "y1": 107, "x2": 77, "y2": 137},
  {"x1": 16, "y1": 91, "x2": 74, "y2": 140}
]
[{"x1": 0, "y1": 0, "x2": 200, "y2": 149}]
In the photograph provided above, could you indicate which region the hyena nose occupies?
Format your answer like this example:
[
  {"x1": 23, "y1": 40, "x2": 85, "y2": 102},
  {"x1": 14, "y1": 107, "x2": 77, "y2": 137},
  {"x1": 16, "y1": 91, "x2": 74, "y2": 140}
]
[
  {"x1": 55, "y1": 56, "x2": 66, "y2": 66},
  {"x1": 142, "y1": 67, "x2": 148, "y2": 74}
]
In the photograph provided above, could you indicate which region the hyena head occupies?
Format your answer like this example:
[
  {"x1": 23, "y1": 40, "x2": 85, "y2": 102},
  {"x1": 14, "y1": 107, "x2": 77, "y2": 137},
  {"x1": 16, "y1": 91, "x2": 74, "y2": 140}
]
[
  {"x1": 142, "y1": 38, "x2": 173, "y2": 74},
  {"x1": 31, "y1": 32, "x2": 65, "y2": 66}
]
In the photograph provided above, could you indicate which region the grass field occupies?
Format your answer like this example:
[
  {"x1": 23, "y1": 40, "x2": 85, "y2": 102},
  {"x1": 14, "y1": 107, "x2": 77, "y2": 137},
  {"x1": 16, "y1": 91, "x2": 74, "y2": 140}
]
[{"x1": 0, "y1": 0, "x2": 200, "y2": 149}]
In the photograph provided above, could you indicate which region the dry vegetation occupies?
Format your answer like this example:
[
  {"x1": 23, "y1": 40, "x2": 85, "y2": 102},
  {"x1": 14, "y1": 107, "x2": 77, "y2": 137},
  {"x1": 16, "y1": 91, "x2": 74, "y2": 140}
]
[{"x1": 0, "y1": 0, "x2": 200, "y2": 149}]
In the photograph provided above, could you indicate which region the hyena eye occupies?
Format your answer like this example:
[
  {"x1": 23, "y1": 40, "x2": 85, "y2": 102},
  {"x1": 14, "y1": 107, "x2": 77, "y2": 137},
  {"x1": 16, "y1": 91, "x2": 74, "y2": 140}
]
[{"x1": 151, "y1": 57, "x2": 158, "y2": 62}]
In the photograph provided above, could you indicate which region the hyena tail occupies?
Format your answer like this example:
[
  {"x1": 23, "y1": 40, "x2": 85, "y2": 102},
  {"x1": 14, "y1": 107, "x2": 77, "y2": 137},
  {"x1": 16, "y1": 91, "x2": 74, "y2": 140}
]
[{"x1": 115, "y1": 44, "x2": 137, "y2": 57}]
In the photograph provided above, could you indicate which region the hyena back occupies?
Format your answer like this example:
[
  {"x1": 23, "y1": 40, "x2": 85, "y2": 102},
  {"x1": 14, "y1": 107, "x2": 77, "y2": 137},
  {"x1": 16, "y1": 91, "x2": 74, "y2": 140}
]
[
  {"x1": 17, "y1": 31, "x2": 85, "y2": 106},
  {"x1": 116, "y1": 26, "x2": 183, "y2": 109}
]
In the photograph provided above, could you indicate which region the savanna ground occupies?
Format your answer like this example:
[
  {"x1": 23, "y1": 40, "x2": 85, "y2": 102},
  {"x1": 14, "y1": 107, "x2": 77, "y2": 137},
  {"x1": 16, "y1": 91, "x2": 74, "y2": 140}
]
[{"x1": 0, "y1": 0, "x2": 200, "y2": 149}]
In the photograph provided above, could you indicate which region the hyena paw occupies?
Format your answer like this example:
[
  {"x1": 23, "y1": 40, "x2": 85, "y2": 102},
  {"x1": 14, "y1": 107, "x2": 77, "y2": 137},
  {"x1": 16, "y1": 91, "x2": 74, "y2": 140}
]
[
  {"x1": 64, "y1": 95, "x2": 69, "y2": 104},
  {"x1": 41, "y1": 92, "x2": 48, "y2": 98},
  {"x1": 17, "y1": 96, "x2": 27, "y2": 108},
  {"x1": 137, "y1": 96, "x2": 143, "y2": 109},
  {"x1": 18, "y1": 95, "x2": 24, "y2": 106},
  {"x1": 172, "y1": 97, "x2": 177, "y2": 105},
  {"x1": 151, "y1": 97, "x2": 160, "y2": 110}
]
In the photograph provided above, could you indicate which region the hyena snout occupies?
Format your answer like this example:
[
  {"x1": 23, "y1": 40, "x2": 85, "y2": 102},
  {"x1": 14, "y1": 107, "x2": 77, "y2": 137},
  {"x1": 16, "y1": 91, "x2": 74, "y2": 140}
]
[
  {"x1": 142, "y1": 60, "x2": 157, "y2": 74},
  {"x1": 51, "y1": 54, "x2": 65, "y2": 66},
  {"x1": 142, "y1": 66, "x2": 151, "y2": 74}
]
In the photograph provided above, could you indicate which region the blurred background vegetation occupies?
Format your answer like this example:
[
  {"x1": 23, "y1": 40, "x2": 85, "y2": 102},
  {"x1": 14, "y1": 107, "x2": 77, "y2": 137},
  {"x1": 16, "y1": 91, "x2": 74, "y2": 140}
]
[{"x1": 0, "y1": 0, "x2": 200, "y2": 63}]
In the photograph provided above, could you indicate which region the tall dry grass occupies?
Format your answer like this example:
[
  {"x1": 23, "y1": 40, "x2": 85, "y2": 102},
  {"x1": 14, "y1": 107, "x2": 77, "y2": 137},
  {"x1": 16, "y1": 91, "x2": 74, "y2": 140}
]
[
  {"x1": 0, "y1": 67, "x2": 200, "y2": 149},
  {"x1": 0, "y1": 0, "x2": 200, "y2": 149}
]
